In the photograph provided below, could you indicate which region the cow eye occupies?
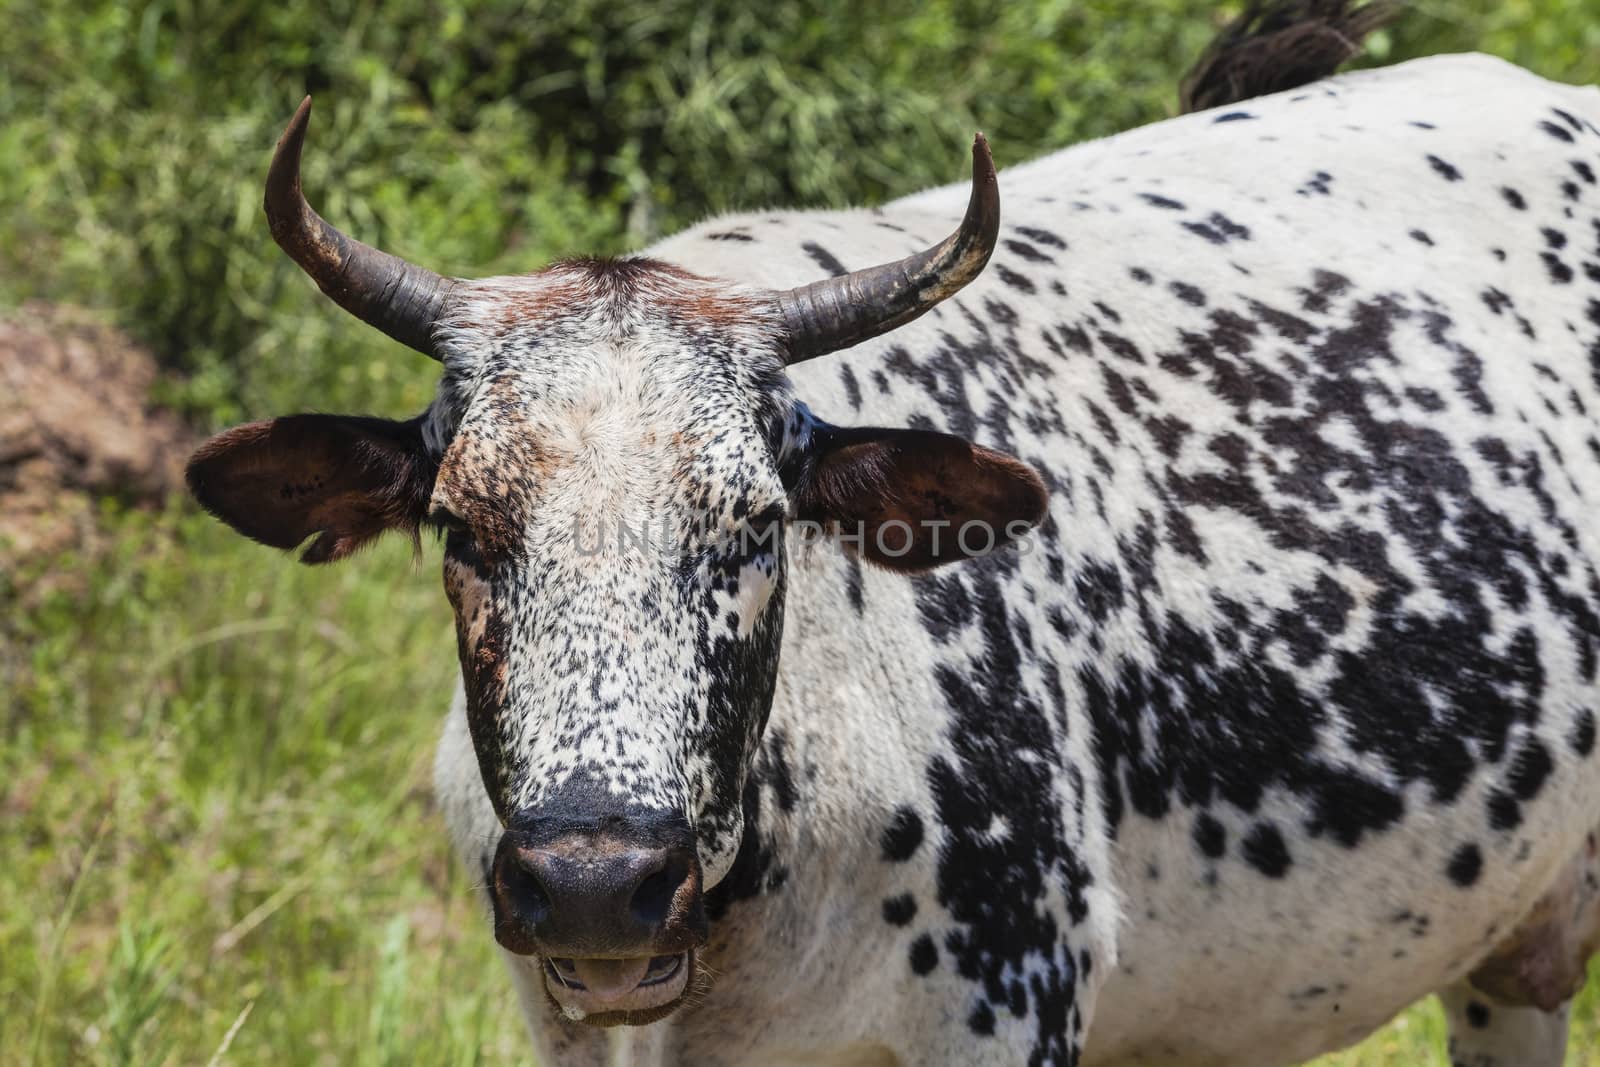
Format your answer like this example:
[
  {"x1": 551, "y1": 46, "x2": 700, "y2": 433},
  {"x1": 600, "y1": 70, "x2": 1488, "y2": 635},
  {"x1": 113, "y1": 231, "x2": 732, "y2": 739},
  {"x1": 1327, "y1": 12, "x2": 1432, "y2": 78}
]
[
  {"x1": 428, "y1": 506, "x2": 472, "y2": 538},
  {"x1": 732, "y1": 504, "x2": 786, "y2": 559}
]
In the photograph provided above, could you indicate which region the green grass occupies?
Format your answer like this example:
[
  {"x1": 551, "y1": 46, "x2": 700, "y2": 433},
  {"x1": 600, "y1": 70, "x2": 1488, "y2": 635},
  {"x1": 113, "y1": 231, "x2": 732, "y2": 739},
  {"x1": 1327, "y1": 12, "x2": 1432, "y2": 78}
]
[
  {"x1": 4, "y1": 510, "x2": 1599, "y2": 1065},
  {"x1": 1316, "y1": 985, "x2": 1600, "y2": 1066},
  {"x1": 2, "y1": 510, "x2": 521, "y2": 1066}
]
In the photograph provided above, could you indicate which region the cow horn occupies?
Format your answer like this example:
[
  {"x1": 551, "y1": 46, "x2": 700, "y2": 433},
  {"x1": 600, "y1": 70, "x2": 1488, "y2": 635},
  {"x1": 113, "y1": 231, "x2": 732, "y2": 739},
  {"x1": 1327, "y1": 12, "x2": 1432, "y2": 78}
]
[
  {"x1": 775, "y1": 133, "x2": 1001, "y2": 364},
  {"x1": 265, "y1": 96, "x2": 457, "y2": 360}
]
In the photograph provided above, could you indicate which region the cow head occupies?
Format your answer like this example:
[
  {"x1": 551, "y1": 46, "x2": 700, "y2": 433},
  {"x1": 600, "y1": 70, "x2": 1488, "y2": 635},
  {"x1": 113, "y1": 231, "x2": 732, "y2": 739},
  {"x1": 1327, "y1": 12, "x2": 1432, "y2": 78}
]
[{"x1": 187, "y1": 99, "x2": 1046, "y2": 1025}]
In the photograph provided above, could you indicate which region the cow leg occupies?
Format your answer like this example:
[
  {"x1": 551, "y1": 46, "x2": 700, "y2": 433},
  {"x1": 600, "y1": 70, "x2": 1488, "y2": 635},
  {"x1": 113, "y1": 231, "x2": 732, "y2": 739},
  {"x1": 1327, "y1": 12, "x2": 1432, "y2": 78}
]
[
  {"x1": 1438, "y1": 982, "x2": 1570, "y2": 1067},
  {"x1": 1440, "y1": 827, "x2": 1600, "y2": 1066}
]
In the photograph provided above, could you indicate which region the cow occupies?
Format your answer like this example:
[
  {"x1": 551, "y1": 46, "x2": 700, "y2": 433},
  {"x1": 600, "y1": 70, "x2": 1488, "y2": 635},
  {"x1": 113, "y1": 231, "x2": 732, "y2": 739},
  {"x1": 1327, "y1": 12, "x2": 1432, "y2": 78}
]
[{"x1": 185, "y1": 14, "x2": 1600, "y2": 1067}]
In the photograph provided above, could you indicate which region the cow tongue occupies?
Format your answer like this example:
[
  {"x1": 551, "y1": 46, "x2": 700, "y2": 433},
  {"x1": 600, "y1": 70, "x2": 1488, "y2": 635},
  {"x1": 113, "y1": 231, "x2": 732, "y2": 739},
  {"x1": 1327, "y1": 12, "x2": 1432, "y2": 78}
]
[{"x1": 571, "y1": 957, "x2": 652, "y2": 1002}]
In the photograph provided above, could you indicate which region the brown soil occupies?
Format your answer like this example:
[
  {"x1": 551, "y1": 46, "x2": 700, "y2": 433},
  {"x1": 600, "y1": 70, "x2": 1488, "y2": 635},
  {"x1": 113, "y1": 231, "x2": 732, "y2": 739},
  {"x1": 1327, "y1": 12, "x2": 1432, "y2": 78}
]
[{"x1": 0, "y1": 302, "x2": 195, "y2": 569}]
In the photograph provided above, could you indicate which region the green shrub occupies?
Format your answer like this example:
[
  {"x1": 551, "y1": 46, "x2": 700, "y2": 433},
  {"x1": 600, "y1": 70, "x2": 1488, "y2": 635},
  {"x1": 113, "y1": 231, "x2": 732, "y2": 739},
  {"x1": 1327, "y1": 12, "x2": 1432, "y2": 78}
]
[{"x1": 6, "y1": 0, "x2": 1592, "y2": 425}]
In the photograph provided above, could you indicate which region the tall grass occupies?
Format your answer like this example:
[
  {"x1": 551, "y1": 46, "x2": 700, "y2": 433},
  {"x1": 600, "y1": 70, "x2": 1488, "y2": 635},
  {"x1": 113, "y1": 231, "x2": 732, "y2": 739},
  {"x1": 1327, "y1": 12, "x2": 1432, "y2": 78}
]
[{"x1": 1, "y1": 510, "x2": 524, "y2": 1065}]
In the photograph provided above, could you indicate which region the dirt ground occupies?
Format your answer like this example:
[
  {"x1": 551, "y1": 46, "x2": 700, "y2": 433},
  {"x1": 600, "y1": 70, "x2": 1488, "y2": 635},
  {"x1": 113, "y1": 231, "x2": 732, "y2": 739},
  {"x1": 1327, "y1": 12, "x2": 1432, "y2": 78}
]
[{"x1": 0, "y1": 302, "x2": 193, "y2": 574}]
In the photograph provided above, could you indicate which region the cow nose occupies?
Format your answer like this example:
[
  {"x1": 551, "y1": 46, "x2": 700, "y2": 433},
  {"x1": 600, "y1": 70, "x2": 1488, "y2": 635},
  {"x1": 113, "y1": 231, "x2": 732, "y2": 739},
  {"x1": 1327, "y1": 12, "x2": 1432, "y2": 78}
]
[{"x1": 490, "y1": 833, "x2": 702, "y2": 958}]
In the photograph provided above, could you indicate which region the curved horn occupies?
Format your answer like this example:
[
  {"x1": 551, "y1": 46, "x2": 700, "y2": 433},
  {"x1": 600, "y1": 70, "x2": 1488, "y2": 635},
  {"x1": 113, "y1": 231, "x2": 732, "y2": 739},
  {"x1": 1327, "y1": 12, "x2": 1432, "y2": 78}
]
[
  {"x1": 265, "y1": 96, "x2": 457, "y2": 360},
  {"x1": 776, "y1": 133, "x2": 1000, "y2": 364}
]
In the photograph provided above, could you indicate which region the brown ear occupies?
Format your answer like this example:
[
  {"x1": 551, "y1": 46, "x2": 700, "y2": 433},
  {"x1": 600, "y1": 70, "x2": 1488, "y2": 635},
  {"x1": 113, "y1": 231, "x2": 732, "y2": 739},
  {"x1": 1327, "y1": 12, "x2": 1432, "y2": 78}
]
[
  {"x1": 794, "y1": 426, "x2": 1048, "y2": 571},
  {"x1": 185, "y1": 414, "x2": 434, "y2": 564}
]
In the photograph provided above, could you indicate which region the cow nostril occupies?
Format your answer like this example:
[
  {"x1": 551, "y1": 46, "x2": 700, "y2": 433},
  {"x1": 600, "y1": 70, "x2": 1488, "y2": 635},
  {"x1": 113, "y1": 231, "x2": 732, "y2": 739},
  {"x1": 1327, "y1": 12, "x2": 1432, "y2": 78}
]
[
  {"x1": 630, "y1": 854, "x2": 689, "y2": 928},
  {"x1": 500, "y1": 850, "x2": 553, "y2": 927}
]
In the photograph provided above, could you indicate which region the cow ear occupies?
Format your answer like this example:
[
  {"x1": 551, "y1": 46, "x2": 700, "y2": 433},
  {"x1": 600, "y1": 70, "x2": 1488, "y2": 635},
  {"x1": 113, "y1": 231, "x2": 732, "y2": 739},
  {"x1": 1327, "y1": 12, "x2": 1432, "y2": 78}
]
[
  {"x1": 185, "y1": 414, "x2": 434, "y2": 564},
  {"x1": 794, "y1": 425, "x2": 1047, "y2": 571}
]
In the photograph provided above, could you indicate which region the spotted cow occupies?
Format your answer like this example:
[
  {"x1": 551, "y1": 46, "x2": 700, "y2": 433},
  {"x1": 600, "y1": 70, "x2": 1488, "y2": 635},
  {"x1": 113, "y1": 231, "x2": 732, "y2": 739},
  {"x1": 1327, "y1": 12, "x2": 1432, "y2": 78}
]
[{"x1": 187, "y1": 40, "x2": 1600, "y2": 1067}]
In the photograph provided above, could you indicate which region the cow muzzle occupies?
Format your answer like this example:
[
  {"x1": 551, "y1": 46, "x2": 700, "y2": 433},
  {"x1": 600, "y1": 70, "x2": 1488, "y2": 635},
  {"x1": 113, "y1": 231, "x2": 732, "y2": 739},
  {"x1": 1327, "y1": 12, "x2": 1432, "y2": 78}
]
[{"x1": 490, "y1": 814, "x2": 706, "y2": 1025}]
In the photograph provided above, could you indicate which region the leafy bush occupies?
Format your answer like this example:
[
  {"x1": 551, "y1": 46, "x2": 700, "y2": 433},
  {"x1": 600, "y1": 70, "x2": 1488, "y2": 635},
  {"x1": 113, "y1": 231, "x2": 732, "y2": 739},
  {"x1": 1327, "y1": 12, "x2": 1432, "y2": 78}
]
[{"x1": 6, "y1": 0, "x2": 1593, "y2": 424}]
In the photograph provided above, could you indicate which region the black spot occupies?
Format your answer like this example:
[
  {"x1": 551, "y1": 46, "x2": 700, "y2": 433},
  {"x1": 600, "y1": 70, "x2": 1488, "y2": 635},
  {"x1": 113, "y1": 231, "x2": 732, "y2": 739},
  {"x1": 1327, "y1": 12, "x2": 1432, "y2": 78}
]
[
  {"x1": 1242, "y1": 823, "x2": 1291, "y2": 878},
  {"x1": 801, "y1": 241, "x2": 848, "y2": 277},
  {"x1": 764, "y1": 729, "x2": 799, "y2": 812},
  {"x1": 1298, "y1": 171, "x2": 1334, "y2": 197},
  {"x1": 1183, "y1": 212, "x2": 1252, "y2": 246},
  {"x1": 881, "y1": 807, "x2": 925, "y2": 861},
  {"x1": 1129, "y1": 267, "x2": 1153, "y2": 284},
  {"x1": 1508, "y1": 739, "x2": 1553, "y2": 801},
  {"x1": 1303, "y1": 773, "x2": 1403, "y2": 848},
  {"x1": 994, "y1": 263, "x2": 1037, "y2": 294},
  {"x1": 968, "y1": 999, "x2": 996, "y2": 1035},
  {"x1": 1426, "y1": 155, "x2": 1462, "y2": 181},
  {"x1": 1501, "y1": 187, "x2": 1527, "y2": 210},
  {"x1": 1214, "y1": 111, "x2": 1255, "y2": 123},
  {"x1": 1543, "y1": 227, "x2": 1568, "y2": 249},
  {"x1": 838, "y1": 363, "x2": 862, "y2": 411},
  {"x1": 1465, "y1": 1000, "x2": 1491, "y2": 1028},
  {"x1": 1409, "y1": 230, "x2": 1434, "y2": 246},
  {"x1": 707, "y1": 231, "x2": 754, "y2": 242},
  {"x1": 1487, "y1": 790, "x2": 1522, "y2": 831},
  {"x1": 1410, "y1": 121, "x2": 1437, "y2": 130},
  {"x1": 1139, "y1": 193, "x2": 1186, "y2": 210},
  {"x1": 1447, "y1": 843, "x2": 1483, "y2": 887},
  {"x1": 909, "y1": 933, "x2": 939, "y2": 975},
  {"x1": 1074, "y1": 560, "x2": 1124, "y2": 622},
  {"x1": 1572, "y1": 709, "x2": 1596, "y2": 757},
  {"x1": 1007, "y1": 979, "x2": 1027, "y2": 1017},
  {"x1": 1540, "y1": 120, "x2": 1576, "y2": 144},
  {"x1": 843, "y1": 556, "x2": 864, "y2": 615},
  {"x1": 1015, "y1": 226, "x2": 1068, "y2": 249},
  {"x1": 1193, "y1": 813, "x2": 1226, "y2": 859},
  {"x1": 1573, "y1": 160, "x2": 1597, "y2": 185},
  {"x1": 1170, "y1": 281, "x2": 1206, "y2": 307},
  {"x1": 1407, "y1": 386, "x2": 1445, "y2": 412},
  {"x1": 1004, "y1": 238, "x2": 1053, "y2": 263},
  {"x1": 882, "y1": 893, "x2": 918, "y2": 926},
  {"x1": 1542, "y1": 252, "x2": 1575, "y2": 284},
  {"x1": 704, "y1": 776, "x2": 785, "y2": 922}
]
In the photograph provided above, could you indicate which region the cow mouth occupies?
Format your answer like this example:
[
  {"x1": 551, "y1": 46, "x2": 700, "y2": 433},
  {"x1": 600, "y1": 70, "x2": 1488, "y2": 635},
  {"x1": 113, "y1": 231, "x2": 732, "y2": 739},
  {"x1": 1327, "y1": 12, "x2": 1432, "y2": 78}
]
[{"x1": 541, "y1": 951, "x2": 694, "y2": 1025}]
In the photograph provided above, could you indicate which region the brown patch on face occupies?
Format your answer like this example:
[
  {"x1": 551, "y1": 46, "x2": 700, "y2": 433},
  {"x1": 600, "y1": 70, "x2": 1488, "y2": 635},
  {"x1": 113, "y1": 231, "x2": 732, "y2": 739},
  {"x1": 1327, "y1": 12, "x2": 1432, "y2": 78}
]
[
  {"x1": 449, "y1": 563, "x2": 513, "y2": 821},
  {"x1": 443, "y1": 555, "x2": 493, "y2": 645},
  {"x1": 479, "y1": 278, "x2": 589, "y2": 332},
  {"x1": 433, "y1": 417, "x2": 548, "y2": 561},
  {"x1": 655, "y1": 287, "x2": 769, "y2": 329},
  {"x1": 464, "y1": 258, "x2": 777, "y2": 358}
]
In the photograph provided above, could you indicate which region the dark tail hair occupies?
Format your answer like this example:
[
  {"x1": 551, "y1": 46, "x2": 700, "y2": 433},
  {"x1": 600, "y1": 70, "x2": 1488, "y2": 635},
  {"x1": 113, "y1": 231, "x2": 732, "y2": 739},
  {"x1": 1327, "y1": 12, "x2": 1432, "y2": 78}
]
[{"x1": 1180, "y1": 1, "x2": 1400, "y2": 114}]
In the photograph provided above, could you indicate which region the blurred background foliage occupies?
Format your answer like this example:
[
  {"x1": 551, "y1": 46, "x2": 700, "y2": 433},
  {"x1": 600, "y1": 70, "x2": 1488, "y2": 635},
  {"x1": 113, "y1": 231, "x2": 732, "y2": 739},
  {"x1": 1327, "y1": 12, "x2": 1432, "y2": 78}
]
[
  {"x1": 3, "y1": 2, "x2": 1599, "y2": 1064},
  {"x1": 1, "y1": 0, "x2": 1595, "y2": 425}
]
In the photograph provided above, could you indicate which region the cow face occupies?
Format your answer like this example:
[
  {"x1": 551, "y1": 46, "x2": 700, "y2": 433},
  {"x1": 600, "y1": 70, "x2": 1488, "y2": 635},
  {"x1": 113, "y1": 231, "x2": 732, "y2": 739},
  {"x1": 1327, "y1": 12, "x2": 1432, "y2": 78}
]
[{"x1": 186, "y1": 98, "x2": 1044, "y2": 1026}]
